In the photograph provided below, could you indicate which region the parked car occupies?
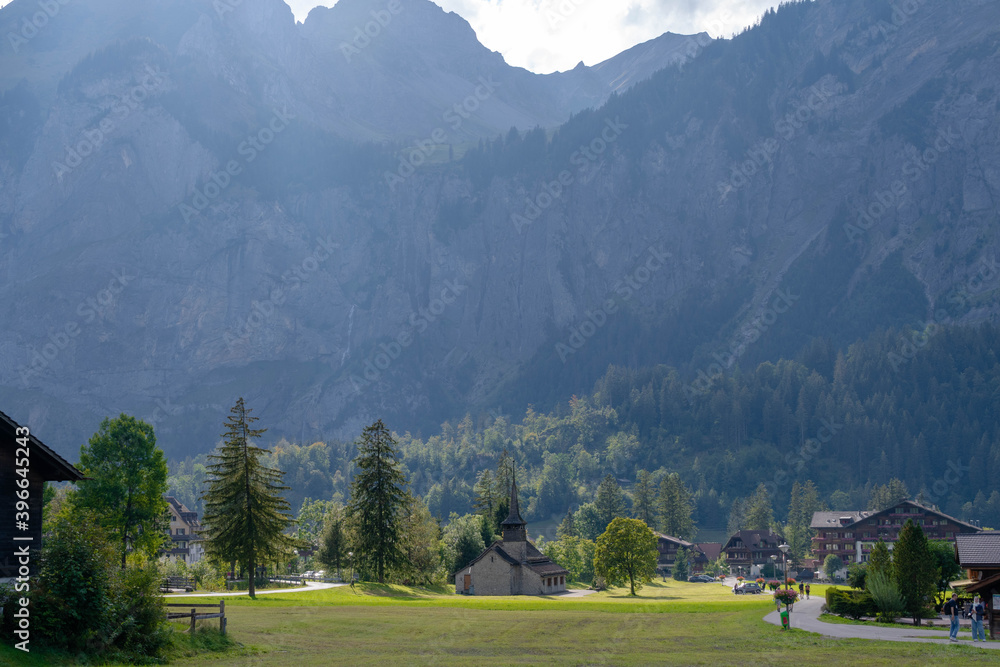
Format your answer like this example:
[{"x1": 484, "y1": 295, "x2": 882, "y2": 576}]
[
  {"x1": 688, "y1": 575, "x2": 714, "y2": 583},
  {"x1": 735, "y1": 582, "x2": 763, "y2": 595}
]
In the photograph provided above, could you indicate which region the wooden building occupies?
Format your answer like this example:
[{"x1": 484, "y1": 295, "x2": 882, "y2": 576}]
[
  {"x1": 163, "y1": 496, "x2": 205, "y2": 564},
  {"x1": 722, "y1": 530, "x2": 785, "y2": 577},
  {"x1": 811, "y1": 500, "x2": 979, "y2": 565},
  {"x1": 654, "y1": 535, "x2": 721, "y2": 575},
  {"x1": 0, "y1": 410, "x2": 84, "y2": 579},
  {"x1": 955, "y1": 531, "x2": 1000, "y2": 639}
]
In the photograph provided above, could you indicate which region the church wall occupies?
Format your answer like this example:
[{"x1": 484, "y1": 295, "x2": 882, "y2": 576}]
[{"x1": 467, "y1": 548, "x2": 516, "y2": 595}]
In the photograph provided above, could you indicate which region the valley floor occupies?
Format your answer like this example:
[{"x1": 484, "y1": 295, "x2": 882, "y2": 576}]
[{"x1": 159, "y1": 581, "x2": 1000, "y2": 666}]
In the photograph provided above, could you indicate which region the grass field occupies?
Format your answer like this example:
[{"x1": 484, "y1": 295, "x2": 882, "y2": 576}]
[{"x1": 4, "y1": 581, "x2": 999, "y2": 665}]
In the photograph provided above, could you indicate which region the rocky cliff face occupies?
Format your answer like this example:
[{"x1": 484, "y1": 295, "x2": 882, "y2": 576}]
[{"x1": 0, "y1": 0, "x2": 998, "y2": 460}]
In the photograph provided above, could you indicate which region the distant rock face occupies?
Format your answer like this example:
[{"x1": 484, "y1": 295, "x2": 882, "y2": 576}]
[{"x1": 0, "y1": 0, "x2": 998, "y2": 461}]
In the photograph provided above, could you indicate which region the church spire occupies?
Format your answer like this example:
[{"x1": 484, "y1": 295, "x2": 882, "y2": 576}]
[{"x1": 501, "y1": 467, "x2": 526, "y2": 542}]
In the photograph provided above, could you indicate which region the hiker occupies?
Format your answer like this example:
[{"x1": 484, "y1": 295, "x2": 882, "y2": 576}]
[
  {"x1": 805, "y1": 583, "x2": 810, "y2": 600},
  {"x1": 944, "y1": 593, "x2": 961, "y2": 642},
  {"x1": 972, "y1": 595, "x2": 986, "y2": 643}
]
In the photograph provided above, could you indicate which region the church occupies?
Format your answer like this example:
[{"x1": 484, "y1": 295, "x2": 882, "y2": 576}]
[{"x1": 454, "y1": 476, "x2": 569, "y2": 595}]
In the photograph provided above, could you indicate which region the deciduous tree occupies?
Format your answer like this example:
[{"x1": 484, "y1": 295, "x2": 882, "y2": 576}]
[
  {"x1": 75, "y1": 414, "x2": 168, "y2": 569},
  {"x1": 594, "y1": 517, "x2": 658, "y2": 595}
]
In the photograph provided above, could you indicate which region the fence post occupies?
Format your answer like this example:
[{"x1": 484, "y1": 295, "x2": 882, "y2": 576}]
[
  {"x1": 220, "y1": 600, "x2": 226, "y2": 636},
  {"x1": 190, "y1": 608, "x2": 196, "y2": 634}
]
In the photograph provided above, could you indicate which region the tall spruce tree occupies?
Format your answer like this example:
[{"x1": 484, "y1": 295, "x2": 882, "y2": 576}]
[
  {"x1": 745, "y1": 483, "x2": 774, "y2": 531},
  {"x1": 557, "y1": 509, "x2": 578, "y2": 539},
  {"x1": 785, "y1": 480, "x2": 821, "y2": 560},
  {"x1": 869, "y1": 478, "x2": 909, "y2": 511},
  {"x1": 632, "y1": 469, "x2": 657, "y2": 526},
  {"x1": 656, "y1": 472, "x2": 696, "y2": 539},
  {"x1": 201, "y1": 398, "x2": 296, "y2": 598},
  {"x1": 595, "y1": 474, "x2": 629, "y2": 531},
  {"x1": 892, "y1": 519, "x2": 936, "y2": 625},
  {"x1": 868, "y1": 540, "x2": 892, "y2": 578},
  {"x1": 347, "y1": 419, "x2": 408, "y2": 583},
  {"x1": 75, "y1": 414, "x2": 169, "y2": 569},
  {"x1": 317, "y1": 503, "x2": 347, "y2": 578}
]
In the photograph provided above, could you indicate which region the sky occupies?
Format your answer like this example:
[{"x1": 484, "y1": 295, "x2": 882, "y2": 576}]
[
  {"x1": 294, "y1": 0, "x2": 783, "y2": 73},
  {"x1": 0, "y1": 0, "x2": 783, "y2": 74}
]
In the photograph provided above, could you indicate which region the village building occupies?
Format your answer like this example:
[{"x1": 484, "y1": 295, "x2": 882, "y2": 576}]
[
  {"x1": 163, "y1": 496, "x2": 205, "y2": 564},
  {"x1": 455, "y1": 476, "x2": 569, "y2": 595},
  {"x1": 955, "y1": 531, "x2": 1000, "y2": 640},
  {"x1": 1, "y1": 410, "x2": 84, "y2": 580},
  {"x1": 654, "y1": 535, "x2": 721, "y2": 575},
  {"x1": 810, "y1": 500, "x2": 979, "y2": 565},
  {"x1": 722, "y1": 529, "x2": 785, "y2": 578}
]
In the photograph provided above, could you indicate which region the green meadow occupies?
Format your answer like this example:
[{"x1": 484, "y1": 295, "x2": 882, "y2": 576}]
[{"x1": 4, "y1": 581, "x2": 999, "y2": 665}]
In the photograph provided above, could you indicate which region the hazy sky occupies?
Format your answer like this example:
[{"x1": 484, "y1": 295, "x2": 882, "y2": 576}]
[
  {"x1": 0, "y1": 0, "x2": 782, "y2": 74},
  {"x1": 291, "y1": 0, "x2": 783, "y2": 73}
]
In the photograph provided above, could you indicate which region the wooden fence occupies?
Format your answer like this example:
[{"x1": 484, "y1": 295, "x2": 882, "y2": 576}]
[{"x1": 165, "y1": 601, "x2": 226, "y2": 635}]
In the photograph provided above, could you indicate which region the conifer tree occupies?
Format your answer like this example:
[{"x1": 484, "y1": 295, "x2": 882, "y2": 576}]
[
  {"x1": 892, "y1": 519, "x2": 936, "y2": 625},
  {"x1": 347, "y1": 419, "x2": 408, "y2": 583},
  {"x1": 317, "y1": 503, "x2": 347, "y2": 578},
  {"x1": 672, "y1": 546, "x2": 690, "y2": 581},
  {"x1": 201, "y1": 398, "x2": 296, "y2": 598},
  {"x1": 632, "y1": 469, "x2": 657, "y2": 526},
  {"x1": 745, "y1": 483, "x2": 775, "y2": 531},
  {"x1": 595, "y1": 474, "x2": 629, "y2": 531},
  {"x1": 868, "y1": 540, "x2": 892, "y2": 578},
  {"x1": 657, "y1": 473, "x2": 696, "y2": 540},
  {"x1": 557, "y1": 509, "x2": 578, "y2": 539}
]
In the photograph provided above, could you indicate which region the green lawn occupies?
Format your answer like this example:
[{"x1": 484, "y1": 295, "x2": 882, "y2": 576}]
[{"x1": 4, "y1": 581, "x2": 999, "y2": 666}]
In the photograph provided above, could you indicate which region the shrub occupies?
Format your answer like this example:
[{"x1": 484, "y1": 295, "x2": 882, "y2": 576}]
[
  {"x1": 31, "y1": 512, "x2": 169, "y2": 661},
  {"x1": 826, "y1": 587, "x2": 877, "y2": 619},
  {"x1": 867, "y1": 571, "x2": 904, "y2": 623}
]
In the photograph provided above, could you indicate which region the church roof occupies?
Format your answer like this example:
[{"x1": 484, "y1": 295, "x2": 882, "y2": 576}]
[{"x1": 501, "y1": 471, "x2": 526, "y2": 527}]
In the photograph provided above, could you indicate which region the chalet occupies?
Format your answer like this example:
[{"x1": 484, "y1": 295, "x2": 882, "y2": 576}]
[
  {"x1": 1, "y1": 410, "x2": 84, "y2": 580},
  {"x1": 654, "y1": 535, "x2": 721, "y2": 574},
  {"x1": 163, "y1": 496, "x2": 204, "y2": 564},
  {"x1": 722, "y1": 530, "x2": 785, "y2": 577},
  {"x1": 810, "y1": 500, "x2": 979, "y2": 565},
  {"x1": 455, "y1": 476, "x2": 568, "y2": 595},
  {"x1": 955, "y1": 531, "x2": 1000, "y2": 639}
]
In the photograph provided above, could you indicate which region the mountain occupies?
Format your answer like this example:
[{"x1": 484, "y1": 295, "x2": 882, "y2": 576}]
[{"x1": 1, "y1": 0, "x2": 999, "y2": 465}]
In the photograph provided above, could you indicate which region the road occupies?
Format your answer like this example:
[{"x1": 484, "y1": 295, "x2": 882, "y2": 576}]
[{"x1": 165, "y1": 580, "x2": 345, "y2": 598}]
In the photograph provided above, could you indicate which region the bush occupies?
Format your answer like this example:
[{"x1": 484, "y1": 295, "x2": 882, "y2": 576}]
[
  {"x1": 867, "y1": 571, "x2": 904, "y2": 623},
  {"x1": 31, "y1": 512, "x2": 169, "y2": 661},
  {"x1": 826, "y1": 587, "x2": 877, "y2": 619}
]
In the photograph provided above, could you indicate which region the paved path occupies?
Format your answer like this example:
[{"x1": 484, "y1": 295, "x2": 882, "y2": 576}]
[
  {"x1": 166, "y1": 580, "x2": 345, "y2": 598},
  {"x1": 764, "y1": 596, "x2": 998, "y2": 647},
  {"x1": 556, "y1": 588, "x2": 597, "y2": 598}
]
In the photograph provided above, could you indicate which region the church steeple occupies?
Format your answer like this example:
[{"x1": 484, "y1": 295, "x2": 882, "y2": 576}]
[{"x1": 501, "y1": 469, "x2": 526, "y2": 543}]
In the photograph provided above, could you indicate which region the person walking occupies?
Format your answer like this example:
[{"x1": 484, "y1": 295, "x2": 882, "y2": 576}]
[
  {"x1": 798, "y1": 582, "x2": 804, "y2": 598},
  {"x1": 972, "y1": 595, "x2": 987, "y2": 643},
  {"x1": 805, "y1": 583, "x2": 810, "y2": 600},
  {"x1": 944, "y1": 593, "x2": 961, "y2": 642}
]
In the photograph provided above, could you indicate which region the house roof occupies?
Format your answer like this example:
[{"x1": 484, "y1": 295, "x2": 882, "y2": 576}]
[
  {"x1": 964, "y1": 571, "x2": 1000, "y2": 595},
  {"x1": 697, "y1": 542, "x2": 723, "y2": 561},
  {"x1": 1, "y1": 409, "x2": 84, "y2": 482},
  {"x1": 810, "y1": 500, "x2": 980, "y2": 533},
  {"x1": 955, "y1": 532, "x2": 1000, "y2": 567},
  {"x1": 810, "y1": 511, "x2": 872, "y2": 529},
  {"x1": 655, "y1": 533, "x2": 696, "y2": 549},
  {"x1": 724, "y1": 530, "x2": 783, "y2": 550},
  {"x1": 526, "y1": 560, "x2": 569, "y2": 576}
]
